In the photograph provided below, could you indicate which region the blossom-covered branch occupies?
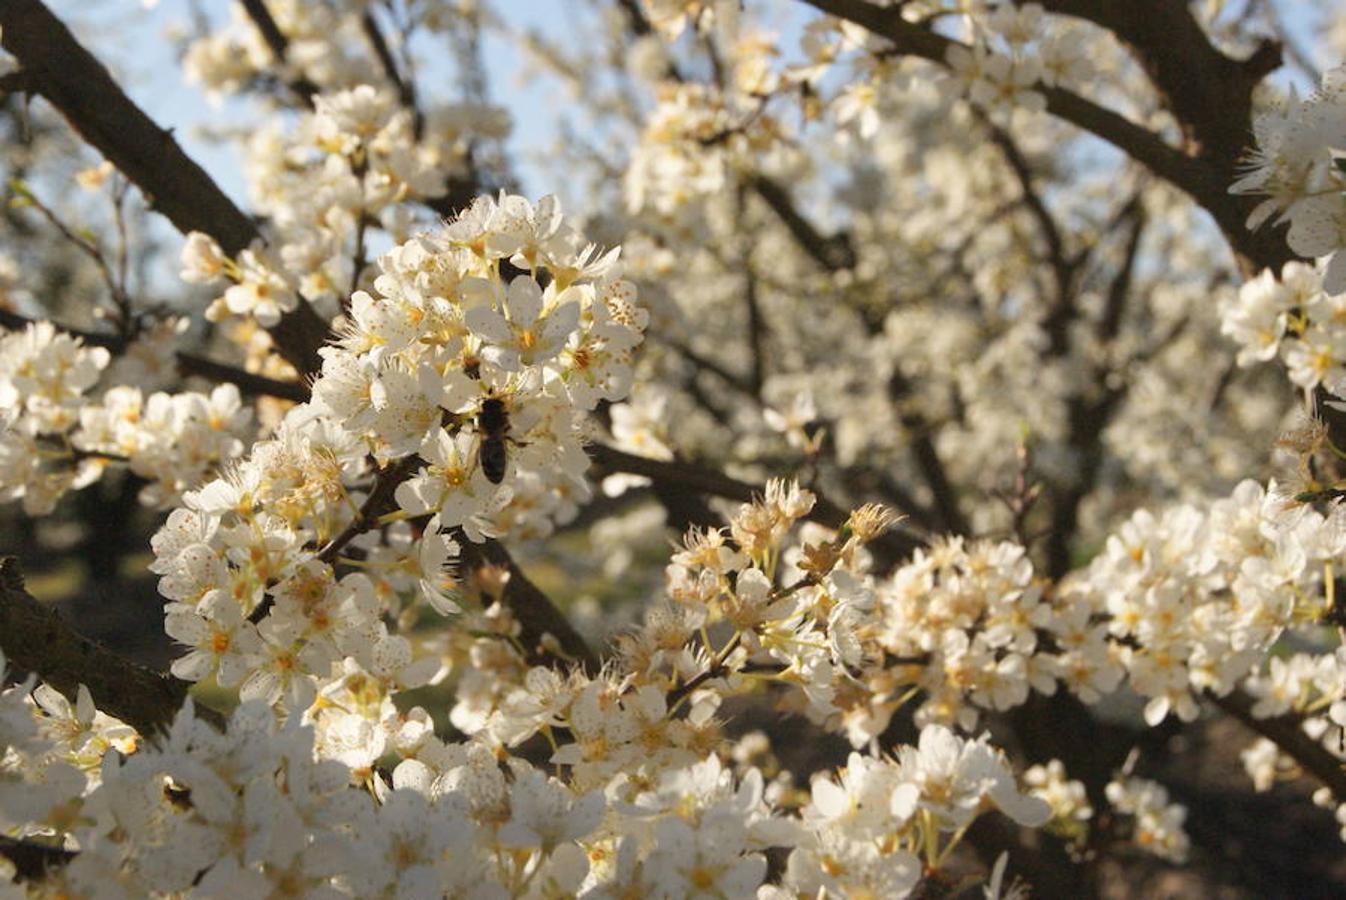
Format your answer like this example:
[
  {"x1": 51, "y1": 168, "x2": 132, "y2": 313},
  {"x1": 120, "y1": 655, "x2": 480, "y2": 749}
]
[
  {"x1": 0, "y1": 0, "x2": 330, "y2": 375},
  {"x1": 587, "y1": 442, "x2": 926, "y2": 565},
  {"x1": 796, "y1": 0, "x2": 1288, "y2": 272}
]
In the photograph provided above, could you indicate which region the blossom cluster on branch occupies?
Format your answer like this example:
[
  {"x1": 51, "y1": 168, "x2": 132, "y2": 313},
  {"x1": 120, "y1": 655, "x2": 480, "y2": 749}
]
[{"x1": 8, "y1": 0, "x2": 1346, "y2": 895}]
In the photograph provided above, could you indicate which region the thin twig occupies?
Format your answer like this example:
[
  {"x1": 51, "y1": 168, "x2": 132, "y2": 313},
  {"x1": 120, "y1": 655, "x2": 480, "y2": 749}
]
[{"x1": 236, "y1": 0, "x2": 319, "y2": 103}]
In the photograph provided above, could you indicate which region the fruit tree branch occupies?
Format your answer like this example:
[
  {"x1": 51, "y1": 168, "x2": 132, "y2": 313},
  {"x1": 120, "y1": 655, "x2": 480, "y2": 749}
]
[
  {"x1": 0, "y1": 557, "x2": 225, "y2": 735},
  {"x1": 0, "y1": 0, "x2": 328, "y2": 376}
]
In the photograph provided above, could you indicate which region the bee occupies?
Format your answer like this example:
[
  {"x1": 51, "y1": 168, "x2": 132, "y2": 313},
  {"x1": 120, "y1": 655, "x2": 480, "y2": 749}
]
[{"x1": 476, "y1": 393, "x2": 511, "y2": 484}]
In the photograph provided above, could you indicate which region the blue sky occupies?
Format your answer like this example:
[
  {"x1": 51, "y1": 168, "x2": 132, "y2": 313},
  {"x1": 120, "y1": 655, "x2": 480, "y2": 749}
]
[{"x1": 47, "y1": 0, "x2": 585, "y2": 206}]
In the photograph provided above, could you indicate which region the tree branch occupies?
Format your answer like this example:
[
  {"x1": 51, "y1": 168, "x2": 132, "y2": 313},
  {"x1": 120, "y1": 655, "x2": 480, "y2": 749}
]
[
  {"x1": 978, "y1": 114, "x2": 1075, "y2": 351},
  {"x1": 0, "y1": 0, "x2": 329, "y2": 377},
  {"x1": 236, "y1": 0, "x2": 319, "y2": 104},
  {"x1": 242, "y1": 455, "x2": 598, "y2": 673},
  {"x1": 0, "y1": 308, "x2": 310, "y2": 403},
  {"x1": 175, "y1": 353, "x2": 310, "y2": 403},
  {"x1": 1210, "y1": 688, "x2": 1346, "y2": 801},
  {"x1": 586, "y1": 443, "x2": 926, "y2": 567},
  {"x1": 1023, "y1": 0, "x2": 1274, "y2": 164},
  {"x1": 795, "y1": 0, "x2": 1290, "y2": 273},
  {"x1": 886, "y1": 371, "x2": 970, "y2": 537},
  {"x1": 0, "y1": 836, "x2": 74, "y2": 883},
  {"x1": 457, "y1": 539, "x2": 600, "y2": 674},
  {"x1": 1097, "y1": 200, "x2": 1146, "y2": 342},
  {"x1": 0, "y1": 557, "x2": 224, "y2": 735},
  {"x1": 0, "y1": 306, "x2": 120, "y2": 348},
  {"x1": 749, "y1": 175, "x2": 857, "y2": 271},
  {"x1": 361, "y1": 9, "x2": 424, "y2": 140}
]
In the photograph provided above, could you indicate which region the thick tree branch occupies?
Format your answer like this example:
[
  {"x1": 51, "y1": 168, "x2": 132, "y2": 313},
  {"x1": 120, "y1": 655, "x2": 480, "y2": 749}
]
[
  {"x1": 1023, "y1": 0, "x2": 1273, "y2": 164},
  {"x1": 457, "y1": 539, "x2": 600, "y2": 674},
  {"x1": 1211, "y1": 688, "x2": 1346, "y2": 801},
  {"x1": 1019, "y1": 0, "x2": 1291, "y2": 273},
  {"x1": 886, "y1": 372, "x2": 970, "y2": 537},
  {"x1": 175, "y1": 353, "x2": 310, "y2": 403},
  {"x1": 0, "y1": 558, "x2": 224, "y2": 735},
  {"x1": 0, "y1": 306, "x2": 120, "y2": 349},
  {"x1": 0, "y1": 0, "x2": 329, "y2": 376}
]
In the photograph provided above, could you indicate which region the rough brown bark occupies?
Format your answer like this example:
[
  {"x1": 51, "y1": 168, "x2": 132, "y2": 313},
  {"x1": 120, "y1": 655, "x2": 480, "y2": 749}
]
[
  {"x1": 458, "y1": 539, "x2": 601, "y2": 674},
  {"x1": 0, "y1": 836, "x2": 73, "y2": 883},
  {"x1": 0, "y1": 557, "x2": 224, "y2": 735}
]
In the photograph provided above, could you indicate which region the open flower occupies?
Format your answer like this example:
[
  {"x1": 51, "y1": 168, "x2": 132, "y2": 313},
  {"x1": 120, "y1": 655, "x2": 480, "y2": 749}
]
[{"x1": 466, "y1": 276, "x2": 581, "y2": 371}]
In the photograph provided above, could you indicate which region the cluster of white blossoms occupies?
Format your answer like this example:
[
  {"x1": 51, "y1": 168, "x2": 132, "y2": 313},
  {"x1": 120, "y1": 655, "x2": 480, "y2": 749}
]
[
  {"x1": 447, "y1": 480, "x2": 841, "y2": 760},
  {"x1": 0, "y1": 654, "x2": 138, "y2": 848},
  {"x1": 943, "y1": 3, "x2": 1089, "y2": 120},
  {"x1": 1231, "y1": 64, "x2": 1346, "y2": 294},
  {"x1": 640, "y1": 0, "x2": 741, "y2": 42},
  {"x1": 73, "y1": 384, "x2": 254, "y2": 508},
  {"x1": 13, "y1": 0, "x2": 1346, "y2": 889},
  {"x1": 153, "y1": 193, "x2": 645, "y2": 718},
  {"x1": 1027, "y1": 758, "x2": 1195, "y2": 861},
  {"x1": 1024, "y1": 758, "x2": 1093, "y2": 847},
  {"x1": 181, "y1": 82, "x2": 446, "y2": 334},
  {"x1": 1, "y1": 646, "x2": 1051, "y2": 897},
  {"x1": 0, "y1": 321, "x2": 111, "y2": 514},
  {"x1": 1066, "y1": 479, "x2": 1346, "y2": 726},
  {"x1": 865, "y1": 537, "x2": 1120, "y2": 737},
  {"x1": 1104, "y1": 775, "x2": 1191, "y2": 863},
  {"x1": 0, "y1": 322, "x2": 252, "y2": 514},
  {"x1": 762, "y1": 727, "x2": 1050, "y2": 898},
  {"x1": 183, "y1": 0, "x2": 494, "y2": 111},
  {"x1": 1219, "y1": 260, "x2": 1346, "y2": 396},
  {"x1": 624, "y1": 77, "x2": 780, "y2": 220},
  {"x1": 181, "y1": 0, "x2": 356, "y2": 100}
]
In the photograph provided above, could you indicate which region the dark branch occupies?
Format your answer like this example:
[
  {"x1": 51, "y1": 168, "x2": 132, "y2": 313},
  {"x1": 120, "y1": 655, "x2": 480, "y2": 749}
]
[
  {"x1": 586, "y1": 443, "x2": 926, "y2": 567},
  {"x1": 795, "y1": 0, "x2": 1291, "y2": 274},
  {"x1": 241, "y1": 455, "x2": 598, "y2": 674},
  {"x1": 0, "y1": 0, "x2": 329, "y2": 376},
  {"x1": 0, "y1": 306, "x2": 121, "y2": 348},
  {"x1": 979, "y1": 115, "x2": 1075, "y2": 351},
  {"x1": 0, "y1": 557, "x2": 224, "y2": 735},
  {"x1": 0, "y1": 309, "x2": 310, "y2": 403},
  {"x1": 175, "y1": 353, "x2": 310, "y2": 403},
  {"x1": 458, "y1": 539, "x2": 600, "y2": 674},
  {"x1": 0, "y1": 835, "x2": 74, "y2": 883},
  {"x1": 749, "y1": 175, "x2": 857, "y2": 271},
  {"x1": 1210, "y1": 688, "x2": 1346, "y2": 801},
  {"x1": 361, "y1": 10, "x2": 424, "y2": 139},
  {"x1": 887, "y1": 371, "x2": 970, "y2": 537},
  {"x1": 236, "y1": 0, "x2": 320, "y2": 103}
]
